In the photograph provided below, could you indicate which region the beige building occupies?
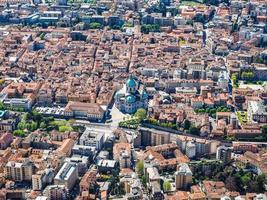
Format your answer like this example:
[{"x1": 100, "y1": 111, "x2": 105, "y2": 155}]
[
  {"x1": 64, "y1": 101, "x2": 105, "y2": 122},
  {"x1": 113, "y1": 143, "x2": 132, "y2": 168},
  {"x1": 43, "y1": 185, "x2": 69, "y2": 200},
  {"x1": 32, "y1": 174, "x2": 43, "y2": 191},
  {"x1": 4, "y1": 159, "x2": 34, "y2": 181},
  {"x1": 175, "y1": 163, "x2": 192, "y2": 189},
  {"x1": 139, "y1": 127, "x2": 171, "y2": 147}
]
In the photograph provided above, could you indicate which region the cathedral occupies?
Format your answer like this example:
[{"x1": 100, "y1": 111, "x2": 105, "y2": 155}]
[{"x1": 115, "y1": 76, "x2": 148, "y2": 114}]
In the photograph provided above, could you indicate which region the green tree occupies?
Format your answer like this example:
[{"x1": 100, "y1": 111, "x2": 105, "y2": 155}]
[
  {"x1": 68, "y1": 119, "x2": 76, "y2": 125},
  {"x1": 40, "y1": 122, "x2": 46, "y2": 129},
  {"x1": 241, "y1": 71, "x2": 254, "y2": 81},
  {"x1": 134, "y1": 108, "x2": 147, "y2": 121},
  {"x1": 28, "y1": 121, "x2": 38, "y2": 131},
  {"x1": 189, "y1": 126, "x2": 200, "y2": 135},
  {"x1": 136, "y1": 160, "x2": 144, "y2": 175},
  {"x1": 141, "y1": 175, "x2": 147, "y2": 187},
  {"x1": 0, "y1": 102, "x2": 4, "y2": 110},
  {"x1": 13, "y1": 130, "x2": 26, "y2": 137},
  {"x1": 231, "y1": 73, "x2": 238, "y2": 87},
  {"x1": 256, "y1": 174, "x2": 266, "y2": 192},
  {"x1": 32, "y1": 110, "x2": 42, "y2": 122},
  {"x1": 0, "y1": 79, "x2": 5, "y2": 85},
  {"x1": 40, "y1": 32, "x2": 46, "y2": 40},
  {"x1": 141, "y1": 24, "x2": 160, "y2": 34},
  {"x1": 194, "y1": 14, "x2": 205, "y2": 23},
  {"x1": 163, "y1": 180, "x2": 171, "y2": 192},
  {"x1": 240, "y1": 173, "x2": 251, "y2": 186},
  {"x1": 59, "y1": 125, "x2": 73, "y2": 132},
  {"x1": 184, "y1": 119, "x2": 191, "y2": 130},
  {"x1": 89, "y1": 22, "x2": 102, "y2": 29},
  {"x1": 18, "y1": 121, "x2": 26, "y2": 130},
  {"x1": 262, "y1": 125, "x2": 267, "y2": 139},
  {"x1": 22, "y1": 113, "x2": 30, "y2": 121}
]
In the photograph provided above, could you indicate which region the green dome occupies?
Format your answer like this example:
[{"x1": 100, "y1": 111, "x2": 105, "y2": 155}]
[
  {"x1": 126, "y1": 77, "x2": 137, "y2": 88},
  {"x1": 126, "y1": 95, "x2": 136, "y2": 103}
]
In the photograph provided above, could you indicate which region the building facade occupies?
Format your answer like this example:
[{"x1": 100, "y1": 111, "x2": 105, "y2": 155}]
[
  {"x1": 5, "y1": 159, "x2": 34, "y2": 181},
  {"x1": 175, "y1": 163, "x2": 193, "y2": 189}
]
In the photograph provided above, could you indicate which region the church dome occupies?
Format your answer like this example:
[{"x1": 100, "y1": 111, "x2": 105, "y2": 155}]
[
  {"x1": 126, "y1": 77, "x2": 137, "y2": 88},
  {"x1": 126, "y1": 95, "x2": 136, "y2": 103}
]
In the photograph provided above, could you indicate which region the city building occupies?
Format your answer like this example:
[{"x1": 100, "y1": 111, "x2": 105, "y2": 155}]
[
  {"x1": 56, "y1": 138, "x2": 75, "y2": 157},
  {"x1": 5, "y1": 159, "x2": 34, "y2": 181},
  {"x1": 0, "y1": 82, "x2": 41, "y2": 110},
  {"x1": 97, "y1": 159, "x2": 117, "y2": 173},
  {"x1": 64, "y1": 101, "x2": 106, "y2": 122},
  {"x1": 185, "y1": 141, "x2": 197, "y2": 159},
  {"x1": 247, "y1": 100, "x2": 267, "y2": 123},
  {"x1": 43, "y1": 185, "x2": 69, "y2": 200},
  {"x1": 65, "y1": 155, "x2": 89, "y2": 176},
  {"x1": 79, "y1": 126, "x2": 106, "y2": 152},
  {"x1": 216, "y1": 146, "x2": 232, "y2": 164},
  {"x1": 136, "y1": 127, "x2": 171, "y2": 147},
  {"x1": 175, "y1": 163, "x2": 193, "y2": 189},
  {"x1": 32, "y1": 168, "x2": 54, "y2": 191},
  {"x1": 54, "y1": 162, "x2": 78, "y2": 190},
  {"x1": 0, "y1": 132, "x2": 13, "y2": 150},
  {"x1": 113, "y1": 143, "x2": 132, "y2": 168}
]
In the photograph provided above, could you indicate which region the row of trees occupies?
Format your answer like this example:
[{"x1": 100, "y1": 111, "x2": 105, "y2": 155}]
[
  {"x1": 241, "y1": 71, "x2": 255, "y2": 81},
  {"x1": 195, "y1": 106, "x2": 231, "y2": 118},
  {"x1": 141, "y1": 24, "x2": 160, "y2": 34},
  {"x1": 231, "y1": 71, "x2": 256, "y2": 86},
  {"x1": 119, "y1": 108, "x2": 147, "y2": 129},
  {"x1": 231, "y1": 73, "x2": 239, "y2": 88},
  {"x1": 136, "y1": 160, "x2": 147, "y2": 187},
  {"x1": 146, "y1": 118, "x2": 179, "y2": 130}
]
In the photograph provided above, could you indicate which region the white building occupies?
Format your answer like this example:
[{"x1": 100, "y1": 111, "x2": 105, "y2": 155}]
[
  {"x1": 54, "y1": 162, "x2": 78, "y2": 190},
  {"x1": 79, "y1": 126, "x2": 107, "y2": 151},
  {"x1": 185, "y1": 141, "x2": 196, "y2": 158}
]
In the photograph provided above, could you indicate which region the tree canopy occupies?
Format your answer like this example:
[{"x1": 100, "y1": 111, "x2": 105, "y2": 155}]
[
  {"x1": 134, "y1": 108, "x2": 147, "y2": 121},
  {"x1": 136, "y1": 160, "x2": 144, "y2": 175},
  {"x1": 163, "y1": 180, "x2": 171, "y2": 192},
  {"x1": 189, "y1": 126, "x2": 200, "y2": 135},
  {"x1": 241, "y1": 71, "x2": 254, "y2": 81}
]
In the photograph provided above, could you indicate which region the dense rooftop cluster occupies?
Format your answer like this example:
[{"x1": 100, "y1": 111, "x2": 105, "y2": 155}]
[{"x1": 0, "y1": 0, "x2": 265, "y2": 199}]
